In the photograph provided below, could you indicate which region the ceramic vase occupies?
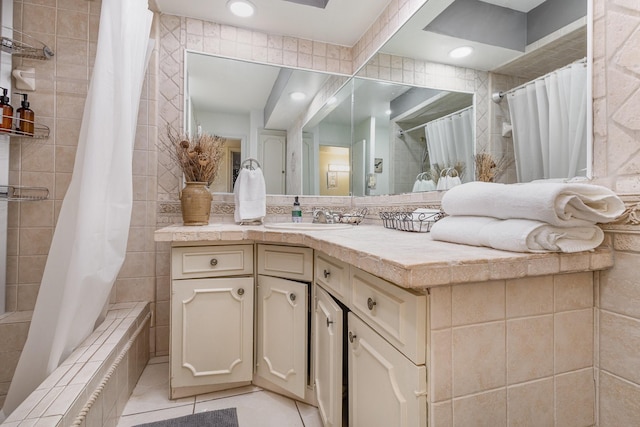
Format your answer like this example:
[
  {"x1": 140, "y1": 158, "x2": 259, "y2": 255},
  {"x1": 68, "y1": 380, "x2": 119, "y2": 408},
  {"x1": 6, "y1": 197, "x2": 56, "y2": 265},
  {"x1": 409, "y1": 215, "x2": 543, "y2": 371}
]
[{"x1": 180, "y1": 182, "x2": 212, "y2": 225}]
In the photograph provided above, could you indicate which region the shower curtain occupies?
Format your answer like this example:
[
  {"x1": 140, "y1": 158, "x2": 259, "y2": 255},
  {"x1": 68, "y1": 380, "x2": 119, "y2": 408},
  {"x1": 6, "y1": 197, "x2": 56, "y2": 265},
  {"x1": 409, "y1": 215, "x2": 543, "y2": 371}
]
[
  {"x1": 1, "y1": 0, "x2": 153, "y2": 417},
  {"x1": 507, "y1": 60, "x2": 587, "y2": 182},
  {"x1": 424, "y1": 106, "x2": 474, "y2": 182}
]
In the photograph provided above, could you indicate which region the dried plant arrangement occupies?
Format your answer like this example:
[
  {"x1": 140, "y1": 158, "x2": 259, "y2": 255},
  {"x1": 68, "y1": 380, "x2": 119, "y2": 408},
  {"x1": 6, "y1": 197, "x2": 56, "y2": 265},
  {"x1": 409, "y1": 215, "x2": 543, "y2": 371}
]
[
  {"x1": 166, "y1": 125, "x2": 226, "y2": 186},
  {"x1": 475, "y1": 152, "x2": 513, "y2": 182}
]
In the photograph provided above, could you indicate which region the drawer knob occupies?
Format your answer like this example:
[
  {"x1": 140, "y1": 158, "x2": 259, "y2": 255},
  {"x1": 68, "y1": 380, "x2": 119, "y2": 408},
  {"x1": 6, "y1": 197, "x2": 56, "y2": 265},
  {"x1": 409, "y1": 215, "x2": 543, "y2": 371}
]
[
  {"x1": 323, "y1": 269, "x2": 331, "y2": 279},
  {"x1": 348, "y1": 331, "x2": 357, "y2": 343},
  {"x1": 237, "y1": 288, "x2": 245, "y2": 296},
  {"x1": 326, "y1": 318, "x2": 334, "y2": 328},
  {"x1": 290, "y1": 293, "x2": 296, "y2": 302},
  {"x1": 367, "y1": 297, "x2": 377, "y2": 310},
  {"x1": 210, "y1": 258, "x2": 218, "y2": 267}
]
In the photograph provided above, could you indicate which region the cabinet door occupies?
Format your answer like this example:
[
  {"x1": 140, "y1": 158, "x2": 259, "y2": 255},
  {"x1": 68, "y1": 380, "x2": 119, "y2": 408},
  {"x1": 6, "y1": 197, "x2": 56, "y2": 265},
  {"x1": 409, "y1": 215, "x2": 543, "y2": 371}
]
[
  {"x1": 315, "y1": 286, "x2": 343, "y2": 427},
  {"x1": 348, "y1": 313, "x2": 427, "y2": 427},
  {"x1": 256, "y1": 275, "x2": 308, "y2": 398},
  {"x1": 171, "y1": 277, "x2": 254, "y2": 389}
]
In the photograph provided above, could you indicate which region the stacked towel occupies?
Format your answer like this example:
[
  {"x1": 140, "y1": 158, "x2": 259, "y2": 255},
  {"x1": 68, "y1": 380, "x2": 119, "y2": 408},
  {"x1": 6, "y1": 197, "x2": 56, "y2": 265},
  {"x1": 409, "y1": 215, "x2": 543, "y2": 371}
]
[
  {"x1": 431, "y1": 182, "x2": 624, "y2": 253},
  {"x1": 234, "y1": 167, "x2": 266, "y2": 223}
]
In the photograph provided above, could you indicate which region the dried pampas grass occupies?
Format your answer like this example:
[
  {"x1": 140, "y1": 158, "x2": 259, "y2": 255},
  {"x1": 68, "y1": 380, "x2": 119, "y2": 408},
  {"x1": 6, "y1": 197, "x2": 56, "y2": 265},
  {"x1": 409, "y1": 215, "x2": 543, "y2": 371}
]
[
  {"x1": 166, "y1": 125, "x2": 226, "y2": 186},
  {"x1": 475, "y1": 152, "x2": 512, "y2": 182}
]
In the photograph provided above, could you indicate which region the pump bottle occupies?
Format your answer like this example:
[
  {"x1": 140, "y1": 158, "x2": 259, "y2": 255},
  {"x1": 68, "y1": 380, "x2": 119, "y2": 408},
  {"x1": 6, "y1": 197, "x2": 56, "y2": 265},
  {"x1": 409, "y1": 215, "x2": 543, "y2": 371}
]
[
  {"x1": 0, "y1": 87, "x2": 13, "y2": 132},
  {"x1": 292, "y1": 196, "x2": 302, "y2": 223},
  {"x1": 16, "y1": 92, "x2": 34, "y2": 136}
]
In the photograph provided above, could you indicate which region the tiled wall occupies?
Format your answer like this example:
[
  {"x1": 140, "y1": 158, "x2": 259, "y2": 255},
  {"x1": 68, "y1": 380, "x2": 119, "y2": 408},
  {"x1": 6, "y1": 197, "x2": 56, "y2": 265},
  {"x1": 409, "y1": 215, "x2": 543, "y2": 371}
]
[
  {"x1": 592, "y1": 0, "x2": 640, "y2": 424},
  {"x1": 429, "y1": 273, "x2": 596, "y2": 426},
  {"x1": 3, "y1": 0, "x2": 159, "y2": 405}
]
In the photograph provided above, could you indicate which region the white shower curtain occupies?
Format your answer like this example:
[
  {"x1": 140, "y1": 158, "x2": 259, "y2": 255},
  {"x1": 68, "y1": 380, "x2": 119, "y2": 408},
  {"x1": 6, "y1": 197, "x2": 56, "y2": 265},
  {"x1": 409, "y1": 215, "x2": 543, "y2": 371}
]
[
  {"x1": 507, "y1": 60, "x2": 587, "y2": 182},
  {"x1": 2, "y1": 0, "x2": 153, "y2": 417},
  {"x1": 424, "y1": 106, "x2": 474, "y2": 182}
]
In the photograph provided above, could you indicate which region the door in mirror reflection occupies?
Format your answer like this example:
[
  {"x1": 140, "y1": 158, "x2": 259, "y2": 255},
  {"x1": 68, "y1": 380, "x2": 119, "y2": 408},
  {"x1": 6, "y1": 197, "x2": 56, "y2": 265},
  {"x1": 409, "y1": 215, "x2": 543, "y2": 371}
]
[{"x1": 319, "y1": 146, "x2": 350, "y2": 196}]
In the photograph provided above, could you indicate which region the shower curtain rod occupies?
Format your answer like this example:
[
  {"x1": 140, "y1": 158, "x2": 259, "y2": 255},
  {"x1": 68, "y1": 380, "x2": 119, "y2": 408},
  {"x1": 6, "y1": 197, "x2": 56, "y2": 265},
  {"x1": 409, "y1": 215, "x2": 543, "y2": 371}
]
[
  {"x1": 492, "y1": 57, "x2": 587, "y2": 103},
  {"x1": 399, "y1": 105, "x2": 473, "y2": 136}
]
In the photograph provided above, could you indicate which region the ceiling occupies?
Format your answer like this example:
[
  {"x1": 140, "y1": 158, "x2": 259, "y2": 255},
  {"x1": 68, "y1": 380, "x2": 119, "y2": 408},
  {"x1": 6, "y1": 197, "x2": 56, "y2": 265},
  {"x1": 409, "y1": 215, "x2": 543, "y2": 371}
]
[
  {"x1": 152, "y1": 0, "x2": 391, "y2": 47},
  {"x1": 170, "y1": 0, "x2": 587, "y2": 133}
]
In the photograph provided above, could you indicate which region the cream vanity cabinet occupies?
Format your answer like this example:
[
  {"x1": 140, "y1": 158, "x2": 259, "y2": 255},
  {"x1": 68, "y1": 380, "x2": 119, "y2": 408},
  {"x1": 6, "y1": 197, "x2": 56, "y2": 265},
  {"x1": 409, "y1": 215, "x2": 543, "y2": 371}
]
[
  {"x1": 170, "y1": 242, "x2": 313, "y2": 400},
  {"x1": 314, "y1": 252, "x2": 428, "y2": 427},
  {"x1": 170, "y1": 244, "x2": 255, "y2": 398},
  {"x1": 255, "y1": 244, "x2": 314, "y2": 399}
]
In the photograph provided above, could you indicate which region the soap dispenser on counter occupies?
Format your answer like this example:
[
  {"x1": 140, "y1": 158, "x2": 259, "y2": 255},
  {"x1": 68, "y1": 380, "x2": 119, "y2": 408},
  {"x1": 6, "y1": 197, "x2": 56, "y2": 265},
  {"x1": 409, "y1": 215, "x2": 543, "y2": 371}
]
[
  {"x1": 15, "y1": 92, "x2": 34, "y2": 136},
  {"x1": 0, "y1": 87, "x2": 13, "y2": 132}
]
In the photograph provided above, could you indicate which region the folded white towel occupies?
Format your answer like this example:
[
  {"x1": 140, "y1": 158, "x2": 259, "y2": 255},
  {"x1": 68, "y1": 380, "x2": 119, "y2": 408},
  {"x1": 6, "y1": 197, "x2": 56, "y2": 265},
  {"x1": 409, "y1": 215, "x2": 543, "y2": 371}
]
[
  {"x1": 234, "y1": 167, "x2": 266, "y2": 223},
  {"x1": 431, "y1": 216, "x2": 605, "y2": 253},
  {"x1": 441, "y1": 181, "x2": 625, "y2": 227}
]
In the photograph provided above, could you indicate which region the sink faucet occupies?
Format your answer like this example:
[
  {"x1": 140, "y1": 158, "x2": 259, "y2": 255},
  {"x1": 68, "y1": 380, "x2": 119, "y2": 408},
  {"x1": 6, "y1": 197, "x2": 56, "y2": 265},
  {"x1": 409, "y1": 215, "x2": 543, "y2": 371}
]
[{"x1": 312, "y1": 209, "x2": 335, "y2": 224}]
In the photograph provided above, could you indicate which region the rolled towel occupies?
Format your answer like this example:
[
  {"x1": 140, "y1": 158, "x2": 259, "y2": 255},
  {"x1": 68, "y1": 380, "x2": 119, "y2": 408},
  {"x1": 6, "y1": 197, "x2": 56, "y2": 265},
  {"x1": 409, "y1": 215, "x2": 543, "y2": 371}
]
[
  {"x1": 431, "y1": 216, "x2": 604, "y2": 253},
  {"x1": 234, "y1": 167, "x2": 266, "y2": 223},
  {"x1": 441, "y1": 181, "x2": 625, "y2": 227}
]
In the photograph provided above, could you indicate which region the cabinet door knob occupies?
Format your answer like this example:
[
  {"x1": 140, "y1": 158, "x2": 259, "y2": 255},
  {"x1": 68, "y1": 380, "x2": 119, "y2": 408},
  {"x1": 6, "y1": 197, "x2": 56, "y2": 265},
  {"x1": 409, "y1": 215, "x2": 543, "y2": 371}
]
[
  {"x1": 326, "y1": 318, "x2": 334, "y2": 328},
  {"x1": 348, "y1": 331, "x2": 357, "y2": 343},
  {"x1": 210, "y1": 258, "x2": 218, "y2": 266},
  {"x1": 323, "y1": 269, "x2": 331, "y2": 279},
  {"x1": 237, "y1": 288, "x2": 245, "y2": 296},
  {"x1": 289, "y1": 293, "x2": 296, "y2": 302},
  {"x1": 367, "y1": 297, "x2": 377, "y2": 310}
]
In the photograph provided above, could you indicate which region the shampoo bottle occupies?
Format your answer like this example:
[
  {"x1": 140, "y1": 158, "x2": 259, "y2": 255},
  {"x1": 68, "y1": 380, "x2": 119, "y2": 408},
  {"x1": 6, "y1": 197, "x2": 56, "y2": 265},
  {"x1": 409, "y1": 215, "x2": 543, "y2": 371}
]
[
  {"x1": 0, "y1": 87, "x2": 13, "y2": 132},
  {"x1": 16, "y1": 92, "x2": 34, "y2": 136},
  {"x1": 292, "y1": 196, "x2": 302, "y2": 223}
]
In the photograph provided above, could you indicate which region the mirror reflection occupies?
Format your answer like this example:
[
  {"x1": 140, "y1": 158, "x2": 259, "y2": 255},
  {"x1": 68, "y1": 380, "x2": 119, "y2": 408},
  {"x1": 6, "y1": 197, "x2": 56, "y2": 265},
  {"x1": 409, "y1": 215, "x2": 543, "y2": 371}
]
[
  {"x1": 185, "y1": 51, "x2": 335, "y2": 195},
  {"x1": 185, "y1": 0, "x2": 589, "y2": 196},
  {"x1": 302, "y1": 78, "x2": 474, "y2": 196},
  {"x1": 359, "y1": 0, "x2": 589, "y2": 189}
]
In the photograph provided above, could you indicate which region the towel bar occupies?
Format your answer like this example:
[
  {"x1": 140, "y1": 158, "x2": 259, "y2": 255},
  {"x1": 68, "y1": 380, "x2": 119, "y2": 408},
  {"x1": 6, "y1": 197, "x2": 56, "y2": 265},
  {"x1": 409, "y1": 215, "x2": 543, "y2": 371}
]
[{"x1": 241, "y1": 158, "x2": 261, "y2": 170}]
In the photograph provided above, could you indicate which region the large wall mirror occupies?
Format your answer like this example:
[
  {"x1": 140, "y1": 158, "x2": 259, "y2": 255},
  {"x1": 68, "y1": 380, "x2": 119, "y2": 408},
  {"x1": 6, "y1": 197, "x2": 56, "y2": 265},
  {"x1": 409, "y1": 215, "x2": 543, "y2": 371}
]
[{"x1": 185, "y1": 0, "x2": 590, "y2": 196}]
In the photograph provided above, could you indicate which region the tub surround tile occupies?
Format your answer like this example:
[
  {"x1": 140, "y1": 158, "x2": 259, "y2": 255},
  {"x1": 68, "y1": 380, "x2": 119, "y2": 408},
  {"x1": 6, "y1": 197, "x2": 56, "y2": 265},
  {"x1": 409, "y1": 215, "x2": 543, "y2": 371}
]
[{"x1": 3, "y1": 303, "x2": 150, "y2": 427}]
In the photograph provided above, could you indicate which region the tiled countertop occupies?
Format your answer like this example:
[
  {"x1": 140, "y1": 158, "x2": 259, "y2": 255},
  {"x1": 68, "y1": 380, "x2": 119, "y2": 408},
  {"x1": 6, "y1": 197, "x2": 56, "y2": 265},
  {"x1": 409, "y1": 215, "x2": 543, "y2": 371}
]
[{"x1": 155, "y1": 223, "x2": 614, "y2": 290}]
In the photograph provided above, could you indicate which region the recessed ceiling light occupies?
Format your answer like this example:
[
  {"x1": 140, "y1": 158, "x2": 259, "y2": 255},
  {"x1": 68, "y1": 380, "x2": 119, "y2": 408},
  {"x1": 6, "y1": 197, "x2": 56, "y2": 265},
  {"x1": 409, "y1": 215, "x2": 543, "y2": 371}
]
[
  {"x1": 449, "y1": 46, "x2": 473, "y2": 59},
  {"x1": 385, "y1": 109, "x2": 392, "y2": 115},
  {"x1": 228, "y1": 0, "x2": 255, "y2": 17},
  {"x1": 290, "y1": 92, "x2": 306, "y2": 101}
]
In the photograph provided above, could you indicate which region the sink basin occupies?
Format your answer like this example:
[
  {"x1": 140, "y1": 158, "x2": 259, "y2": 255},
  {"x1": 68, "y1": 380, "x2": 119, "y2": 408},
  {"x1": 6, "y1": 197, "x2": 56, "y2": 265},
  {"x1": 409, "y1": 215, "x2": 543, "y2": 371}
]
[{"x1": 264, "y1": 222, "x2": 353, "y2": 231}]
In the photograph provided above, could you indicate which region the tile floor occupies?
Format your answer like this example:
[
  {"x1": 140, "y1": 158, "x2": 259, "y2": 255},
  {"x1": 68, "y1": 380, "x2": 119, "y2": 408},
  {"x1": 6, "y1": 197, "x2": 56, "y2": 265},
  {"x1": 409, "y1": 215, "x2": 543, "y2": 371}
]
[{"x1": 117, "y1": 357, "x2": 323, "y2": 427}]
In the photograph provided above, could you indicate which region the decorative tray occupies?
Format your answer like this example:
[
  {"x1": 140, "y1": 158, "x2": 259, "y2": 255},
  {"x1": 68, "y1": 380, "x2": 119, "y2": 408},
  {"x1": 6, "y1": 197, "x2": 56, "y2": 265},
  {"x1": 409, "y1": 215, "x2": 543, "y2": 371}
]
[
  {"x1": 379, "y1": 210, "x2": 445, "y2": 232},
  {"x1": 336, "y1": 208, "x2": 368, "y2": 225}
]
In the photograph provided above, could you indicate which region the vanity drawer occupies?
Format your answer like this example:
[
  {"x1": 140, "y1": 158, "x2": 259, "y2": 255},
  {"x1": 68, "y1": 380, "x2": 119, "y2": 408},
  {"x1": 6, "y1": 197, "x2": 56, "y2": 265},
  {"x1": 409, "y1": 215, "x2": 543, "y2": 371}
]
[
  {"x1": 172, "y1": 245, "x2": 253, "y2": 279},
  {"x1": 315, "y1": 252, "x2": 350, "y2": 304},
  {"x1": 350, "y1": 267, "x2": 426, "y2": 365},
  {"x1": 257, "y1": 244, "x2": 313, "y2": 282}
]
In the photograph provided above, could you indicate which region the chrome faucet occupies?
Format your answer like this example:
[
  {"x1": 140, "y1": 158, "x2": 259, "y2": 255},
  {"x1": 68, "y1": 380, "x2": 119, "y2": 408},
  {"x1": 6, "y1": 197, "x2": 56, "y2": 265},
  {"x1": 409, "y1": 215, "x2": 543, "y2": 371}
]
[{"x1": 312, "y1": 209, "x2": 335, "y2": 224}]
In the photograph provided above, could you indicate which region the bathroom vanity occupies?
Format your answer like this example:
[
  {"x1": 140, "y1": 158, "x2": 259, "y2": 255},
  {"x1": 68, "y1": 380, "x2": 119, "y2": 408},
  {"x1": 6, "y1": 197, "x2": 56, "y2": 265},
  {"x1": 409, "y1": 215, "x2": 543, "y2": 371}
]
[{"x1": 156, "y1": 224, "x2": 612, "y2": 427}]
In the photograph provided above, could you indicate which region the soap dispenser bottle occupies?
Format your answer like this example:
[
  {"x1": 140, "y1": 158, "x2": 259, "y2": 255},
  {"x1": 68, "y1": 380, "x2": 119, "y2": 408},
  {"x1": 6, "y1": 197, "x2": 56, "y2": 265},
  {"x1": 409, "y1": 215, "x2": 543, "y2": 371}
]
[
  {"x1": 0, "y1": 87, "x2": 13, "y2": 132},
  {"x1": 292, "y1": 196, "x2": 302, "y2": 223},
  {"x1": 16, "y1": 92, "x2": 34, "y2": 136}
]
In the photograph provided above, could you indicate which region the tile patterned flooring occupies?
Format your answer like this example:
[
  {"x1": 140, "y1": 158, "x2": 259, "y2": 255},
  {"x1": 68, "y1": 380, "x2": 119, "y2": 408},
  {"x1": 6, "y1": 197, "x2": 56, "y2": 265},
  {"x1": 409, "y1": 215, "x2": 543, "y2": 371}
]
[{"x1": 117, "y1": 357, "x2": 323, "y2": 427}]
